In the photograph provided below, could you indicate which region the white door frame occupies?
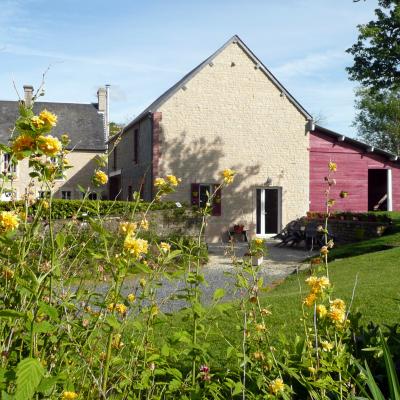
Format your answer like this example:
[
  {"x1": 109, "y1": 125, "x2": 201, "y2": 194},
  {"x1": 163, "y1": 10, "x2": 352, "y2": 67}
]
[
  {"x1": 255, "y1": 187, "x2": 282, "y2": 237},
  {"x1": 387, "y1": 169, "x2": 393, "y2": 211}
]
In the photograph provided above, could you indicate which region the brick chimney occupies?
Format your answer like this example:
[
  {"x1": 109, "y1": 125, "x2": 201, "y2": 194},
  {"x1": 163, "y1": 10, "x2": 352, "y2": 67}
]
[
  {"x1": 97, "y1": 85, "x2": 110, "y2": 143},
  {"x1": 23, "y1": 85, "x2": 34, "y2": 107}
]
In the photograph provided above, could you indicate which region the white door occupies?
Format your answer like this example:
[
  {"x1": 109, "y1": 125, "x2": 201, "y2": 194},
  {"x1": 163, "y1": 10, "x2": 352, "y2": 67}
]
[{"x1": 256, "y1": 188, "x2": 282, "y2": 236}]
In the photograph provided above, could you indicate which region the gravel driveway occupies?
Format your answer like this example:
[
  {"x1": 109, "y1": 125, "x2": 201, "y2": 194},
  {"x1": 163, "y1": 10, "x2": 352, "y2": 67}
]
[{"x1": 83, "y1": 240, "x2": 314, "y2": 313}]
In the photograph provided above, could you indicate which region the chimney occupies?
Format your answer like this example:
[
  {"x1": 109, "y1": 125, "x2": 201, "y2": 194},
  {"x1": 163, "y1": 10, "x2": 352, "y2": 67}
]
[
  {"x1": 23, "y1": 85, "x2": 34, "y2": 107},
  {"x1": 97, "y1": 85, "x2": 110, "y2": 143}
]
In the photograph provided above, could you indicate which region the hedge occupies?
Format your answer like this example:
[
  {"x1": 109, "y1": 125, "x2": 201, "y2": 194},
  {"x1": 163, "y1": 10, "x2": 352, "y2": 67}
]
[{"x1": 0, "y1": 199, "x2": 188, "y2": 220}]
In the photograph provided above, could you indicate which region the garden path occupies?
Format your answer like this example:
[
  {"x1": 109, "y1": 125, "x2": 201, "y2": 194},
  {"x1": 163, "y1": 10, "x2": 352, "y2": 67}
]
[{"x1": 111, "y1": 239, "x2": 316, "y2": 312}]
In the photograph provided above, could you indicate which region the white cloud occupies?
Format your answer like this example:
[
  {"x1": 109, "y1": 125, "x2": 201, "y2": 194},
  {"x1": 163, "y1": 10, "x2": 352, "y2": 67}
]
[{"x1": 272, "y1": 50, "x2": 347, "y2": 79}]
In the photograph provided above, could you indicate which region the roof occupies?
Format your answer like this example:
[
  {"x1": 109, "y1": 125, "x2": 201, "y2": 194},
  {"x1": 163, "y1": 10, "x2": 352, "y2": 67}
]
[
  {"x1": 314, "y1": 124, "x2": 399, "y2": 163},
  {"x1": 109, "y1": 34, "x2": 312, "y2": 143},
  {"x1": 0, "y1": 100, "x2": 106, "y2": 151}
]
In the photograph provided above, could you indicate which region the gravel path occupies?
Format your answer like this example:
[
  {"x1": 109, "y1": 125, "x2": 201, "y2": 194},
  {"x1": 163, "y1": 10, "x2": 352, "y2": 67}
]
[{"x1": 80, "y1": 240, "x2": 315, "y2": 313}]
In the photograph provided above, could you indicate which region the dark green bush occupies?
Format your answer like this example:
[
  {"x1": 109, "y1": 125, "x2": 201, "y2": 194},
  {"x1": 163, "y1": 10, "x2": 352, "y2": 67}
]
[{"x1": 0, "y1": 199, "x2": 187, "y2": 219}]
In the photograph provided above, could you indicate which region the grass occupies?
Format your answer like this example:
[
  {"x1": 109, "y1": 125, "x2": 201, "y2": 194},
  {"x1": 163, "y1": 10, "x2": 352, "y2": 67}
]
[{"x1": 156, "y1": 214, "x2": 400, "y2": 367}]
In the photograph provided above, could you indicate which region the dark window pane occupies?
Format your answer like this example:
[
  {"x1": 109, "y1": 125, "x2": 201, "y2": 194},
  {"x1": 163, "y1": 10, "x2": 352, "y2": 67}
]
[{"x1": 256, "y1": 189, "x2": 261, "y2": 234}]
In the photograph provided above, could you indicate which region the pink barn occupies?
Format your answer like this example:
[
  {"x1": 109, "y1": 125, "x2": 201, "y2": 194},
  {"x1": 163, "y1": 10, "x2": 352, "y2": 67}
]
[{"x1": 310, "y1": 125, "x2": 400, "y2": 213}]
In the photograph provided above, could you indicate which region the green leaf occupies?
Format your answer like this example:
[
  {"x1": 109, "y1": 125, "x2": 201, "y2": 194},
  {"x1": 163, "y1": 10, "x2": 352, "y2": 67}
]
[
  {"x1": 55, "y1": 233, "x2": 65, "y2": 250},
  {"x1": 380, "y1": 330, "x2": 400, "y2": 400},
  {"x1": 213, "y1": 288, "x2": 225, "y2": 301},
  {"x1": 37, "y1": 376, "x2": 58, "y2": 393},
  {"x1": 15, "y1": 358, "x2": 44, "y2": 400},
  {"x1": 0, "y1": 310, "x2": 25, "y2": 319}
]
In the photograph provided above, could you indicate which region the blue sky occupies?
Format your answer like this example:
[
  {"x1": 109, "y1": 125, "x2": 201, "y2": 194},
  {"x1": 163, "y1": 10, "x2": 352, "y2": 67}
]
[{"x1": 0, "y1": 0, "x2": 378, "y2": 136}]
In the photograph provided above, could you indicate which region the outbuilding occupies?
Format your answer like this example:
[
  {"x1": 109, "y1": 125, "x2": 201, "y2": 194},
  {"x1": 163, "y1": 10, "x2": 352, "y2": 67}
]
[{"x1": 310, "y1": 125, "x2": 400, "y2": 212}]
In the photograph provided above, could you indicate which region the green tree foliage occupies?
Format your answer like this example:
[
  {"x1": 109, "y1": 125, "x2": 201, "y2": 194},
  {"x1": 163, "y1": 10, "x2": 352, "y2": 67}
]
[
  {"x1": 109, "y1": 121, "x2": 123, "y2": 137},
  {"x1": 353, "y1": 88, "x2": 400, "y2": 154},
  {"x1": 347, "y1": 0, "x2": 400, "y2": 92}
]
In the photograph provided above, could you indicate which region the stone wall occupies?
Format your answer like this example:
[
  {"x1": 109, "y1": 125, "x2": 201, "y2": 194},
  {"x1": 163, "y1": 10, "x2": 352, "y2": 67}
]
[
  {"x1": 315, "y1": 219, "x2": 390, "y2": 244},
  {"x1": 103, "y1": 209, "x2": 201, "y2": 238}
]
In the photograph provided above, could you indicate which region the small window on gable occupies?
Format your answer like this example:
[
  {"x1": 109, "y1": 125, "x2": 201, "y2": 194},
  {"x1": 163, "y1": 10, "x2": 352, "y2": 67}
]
[
  {"x1": 61, "y1": 190, "x2": 72, "y2": 200},
  {"x1": 133, "y1": 129, "x2": 139, "y2": 164},
  {"x1": 191, "y1": 183, "x2": 221, "y2": 216}
]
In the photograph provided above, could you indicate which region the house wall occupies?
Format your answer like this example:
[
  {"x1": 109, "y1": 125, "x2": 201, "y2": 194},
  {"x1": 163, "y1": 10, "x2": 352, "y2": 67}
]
[
  {"x1": 154, "y1": 42, "x2": 309, "y2": 241},
  {"x1": 1, "y1": 151, "x2": 105, "y2": 200},
  {"x1": 309, "y1": 130, "x2": 400, "y2": 211},
  {"x1": 108, "y1": 117, "x2": 153, "y2": 201}
]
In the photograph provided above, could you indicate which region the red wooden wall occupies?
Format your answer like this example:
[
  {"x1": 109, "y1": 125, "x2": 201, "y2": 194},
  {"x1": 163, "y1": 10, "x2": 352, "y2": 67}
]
[{"x1": 309, "y1": 129, "x2": 400, "y2": 212}]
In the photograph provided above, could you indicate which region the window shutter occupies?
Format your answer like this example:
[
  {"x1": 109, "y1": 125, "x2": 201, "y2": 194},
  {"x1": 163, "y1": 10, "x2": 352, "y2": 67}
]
[
  {"x1": 191, "y1": 183, "x2": 200, "y2": 206},
  {"x1": 212, "y1": 184, "x2": 222, "y2": 216}
]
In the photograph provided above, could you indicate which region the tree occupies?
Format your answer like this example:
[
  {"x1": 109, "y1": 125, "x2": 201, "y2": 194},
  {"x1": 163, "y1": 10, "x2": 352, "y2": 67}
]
[
  {"x1": 353, "y1": 88, "x2": 400, "y2": 154},
  {"x1": 346, "y1": 0, "x2": 400, "y2": 92},
  {"x1": 109, "y1": 121, "x2": 123, "y2": 137}
]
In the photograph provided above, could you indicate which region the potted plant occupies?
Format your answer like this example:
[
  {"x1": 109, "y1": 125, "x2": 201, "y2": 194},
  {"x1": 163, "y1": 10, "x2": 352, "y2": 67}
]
[
  {"x1": 233, "y1": 224, "x2": 244, "y2": 234},
  {"x1": 249, "y1": 238, "x2": 267, "y2": 266}
]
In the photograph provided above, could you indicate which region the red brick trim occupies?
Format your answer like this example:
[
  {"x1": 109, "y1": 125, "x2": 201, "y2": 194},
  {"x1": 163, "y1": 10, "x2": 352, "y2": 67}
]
[{"x1": 152, "y1": 112, "x2": 162, "y2": 195}]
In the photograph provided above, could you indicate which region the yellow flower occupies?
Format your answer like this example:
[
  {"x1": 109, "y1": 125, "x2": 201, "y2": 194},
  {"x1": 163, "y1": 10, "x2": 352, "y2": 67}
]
[
  {"x1": 260, "y1": 308, "x2": 272, "y2": 316},
  {"x1": 0, "y1": 211, "x2": 19, "y2": 233},
  {"x1": 139, "y1": 278, "x2": 147, "y2": 287},
  {"x1": 31, "y1": 116, "x2": 45, "y2": 128},
  {"x1": 253, "y1": 351, "x2": 265, "y2": 360},
  {"x1": 39, "y1": 109, "x2": 57, "y2": 127},
  {"x1": 140, "y1": 218, "x2": 149, "y2": 230},
  {"x1": 154, "y1": 177, "x2": 166, "y2": 187},
  {"x1": 119, "y1": 221, "x2": 137, "y2": 235},
  {"x1": 254, "y1": 238, "x2": 264, "y2": 245},
  {"x1": 255, "y1": 323, "x2": 266, "y2": 332},
  {"x1": 124, "y1": 236, "x2": 148, "y2": 258},
  {"x1": 303, "y1": 292, "x2": 317, "y2": 307},
  {"x1": 150, "y1": 304, "x2": 159, "y2": 317},
  {"x1": 62, "y1": 392, "x2": 78, "y2": 400},
  {"x1": 329, "y1": 308, "x2": 346, "y2": 325},
  {"x1": 12, "y1": 134, "x2": 35, "y2": 155},
  {"x1": 308, "y1": 366, "x2": 316, "y2": 374},
  {"x1": 221, "y1": 169, "x2": 236, "y2": 184},
  {"x1": 127, "y1": 293, "x2": 136, "y2": 302},
  {"x1": 2, "y1": 267, "x2": 14, "y2": 279},
  {"x1": 93, "y1": 170, "x2": 108, "y2": 186},
  {"x1": 321, "y1": 340, "x2": 334, "y2": 352},
  {"x1": 160, "y1": 242, "x2": 171, "y2": 253},
  {"x1": 328, "y1": 161, "x2": 337, "y2": 172},
  {"x1": 115, "y1": 303, "x2": 127, "y2": 316},
  {"x1": 330, "y1": 298, "x2": 346, "y2": 311},
  {"x1": 306, "y1": 276, "x2": 330, "y2": 296},
  {"x1": 166, "y1": 174, "x2": 181, "y2": 186},
  {"x1": 269, "y1": 378, "x2": 284, "y2": 395},
  {"x1": 316, "y1": 304, "x2": 327, "y2": 318},
  {"x1": 37, "y1": 135, "x2": 62, "y2": 156}
]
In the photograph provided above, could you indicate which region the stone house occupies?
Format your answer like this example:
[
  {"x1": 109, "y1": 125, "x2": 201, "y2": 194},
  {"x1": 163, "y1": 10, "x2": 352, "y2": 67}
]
[
  {"x1": 0, "y1": 86, "x2": 108, "y2": 201},
  {"x1": 108, "y1": 35, "x2": 314, "y2": 241}
]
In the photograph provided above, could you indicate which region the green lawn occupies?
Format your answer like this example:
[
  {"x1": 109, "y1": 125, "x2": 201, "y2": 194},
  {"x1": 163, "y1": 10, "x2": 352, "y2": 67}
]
[{"x1": 159, "y1": 215, "x2": 400, "y2": 366}]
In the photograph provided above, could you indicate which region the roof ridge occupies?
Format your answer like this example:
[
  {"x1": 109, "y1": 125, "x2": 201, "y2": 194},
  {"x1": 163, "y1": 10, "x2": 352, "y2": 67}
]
[{"x1": 112, "y1": 35, "x2": 311, "y2": 142}]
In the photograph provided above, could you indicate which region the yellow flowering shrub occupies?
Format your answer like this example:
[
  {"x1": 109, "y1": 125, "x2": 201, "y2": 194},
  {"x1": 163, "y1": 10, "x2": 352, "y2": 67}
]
[
  {"x1": 160, "y1": 242, "x2": 171, "y2": 253},
  {"x1": 166, "y1": 174, "x2": 181, "y2": 186},
  {"x1": 0, "y1": 211, "x2": 19, "y2": 233},
  {"x1": 62, "y1": 391, "x2": 78, "y2": 400},
  {"x1": 92, "y1": 170, "x2": 108, "y2": 186},
  {"x1": 119, "y1": 221, "x2": 137, "y2": 235},
  {"x1": 37, "y1": 135, "x2": 62, "y2": 156},
  {"x1": 269, "y1": 378, "x2": 285, "y2": 395},
  {"x1": 12, "y1": 134, "x2": 35, "y2": 157},
  {"x1": 39, "y1": 109, "x2": 57, "y2": 127},
  {"x1": 221, "y1": 169, "x2": 236, "y2": 184},
  {"x1": 123, "y1": 236, "x2": 149, "y2": 258}
]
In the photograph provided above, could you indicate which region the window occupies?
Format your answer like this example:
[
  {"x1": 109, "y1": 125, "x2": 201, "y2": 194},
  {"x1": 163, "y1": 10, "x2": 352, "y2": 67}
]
[
  {"x1": 3, "y1": 153, "x2": 17, "y2": 174},
  {"x1": 191, "y1": 183, "x2": 221, "y2": 216},
  {"x1": 88, "y1": 192, "x2": 98, "y2": 200},
  {"x1": 38, "y1": 191, "x2": 51, "y2": 199},
  {"x1": 61, "y1": 190, "x2": 72, "y2": 200},
  {"x1": 133, "y1": 129, "x2": 139, "y2": 164},
  {"x1": 127, "y1": 185, "x2": 133, "y2": 201}
]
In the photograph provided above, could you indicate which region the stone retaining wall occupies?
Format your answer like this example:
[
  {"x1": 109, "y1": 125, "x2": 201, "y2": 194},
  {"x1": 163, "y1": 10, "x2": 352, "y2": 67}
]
[{"x1": 315, "y1": 219, "x2": 390, "y2": 244}]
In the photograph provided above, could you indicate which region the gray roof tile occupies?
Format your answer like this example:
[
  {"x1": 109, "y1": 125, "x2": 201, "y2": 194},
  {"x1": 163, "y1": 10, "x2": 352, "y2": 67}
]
[{"x1": 0, "y1": 100, "x2": 106, "y2": 151}]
